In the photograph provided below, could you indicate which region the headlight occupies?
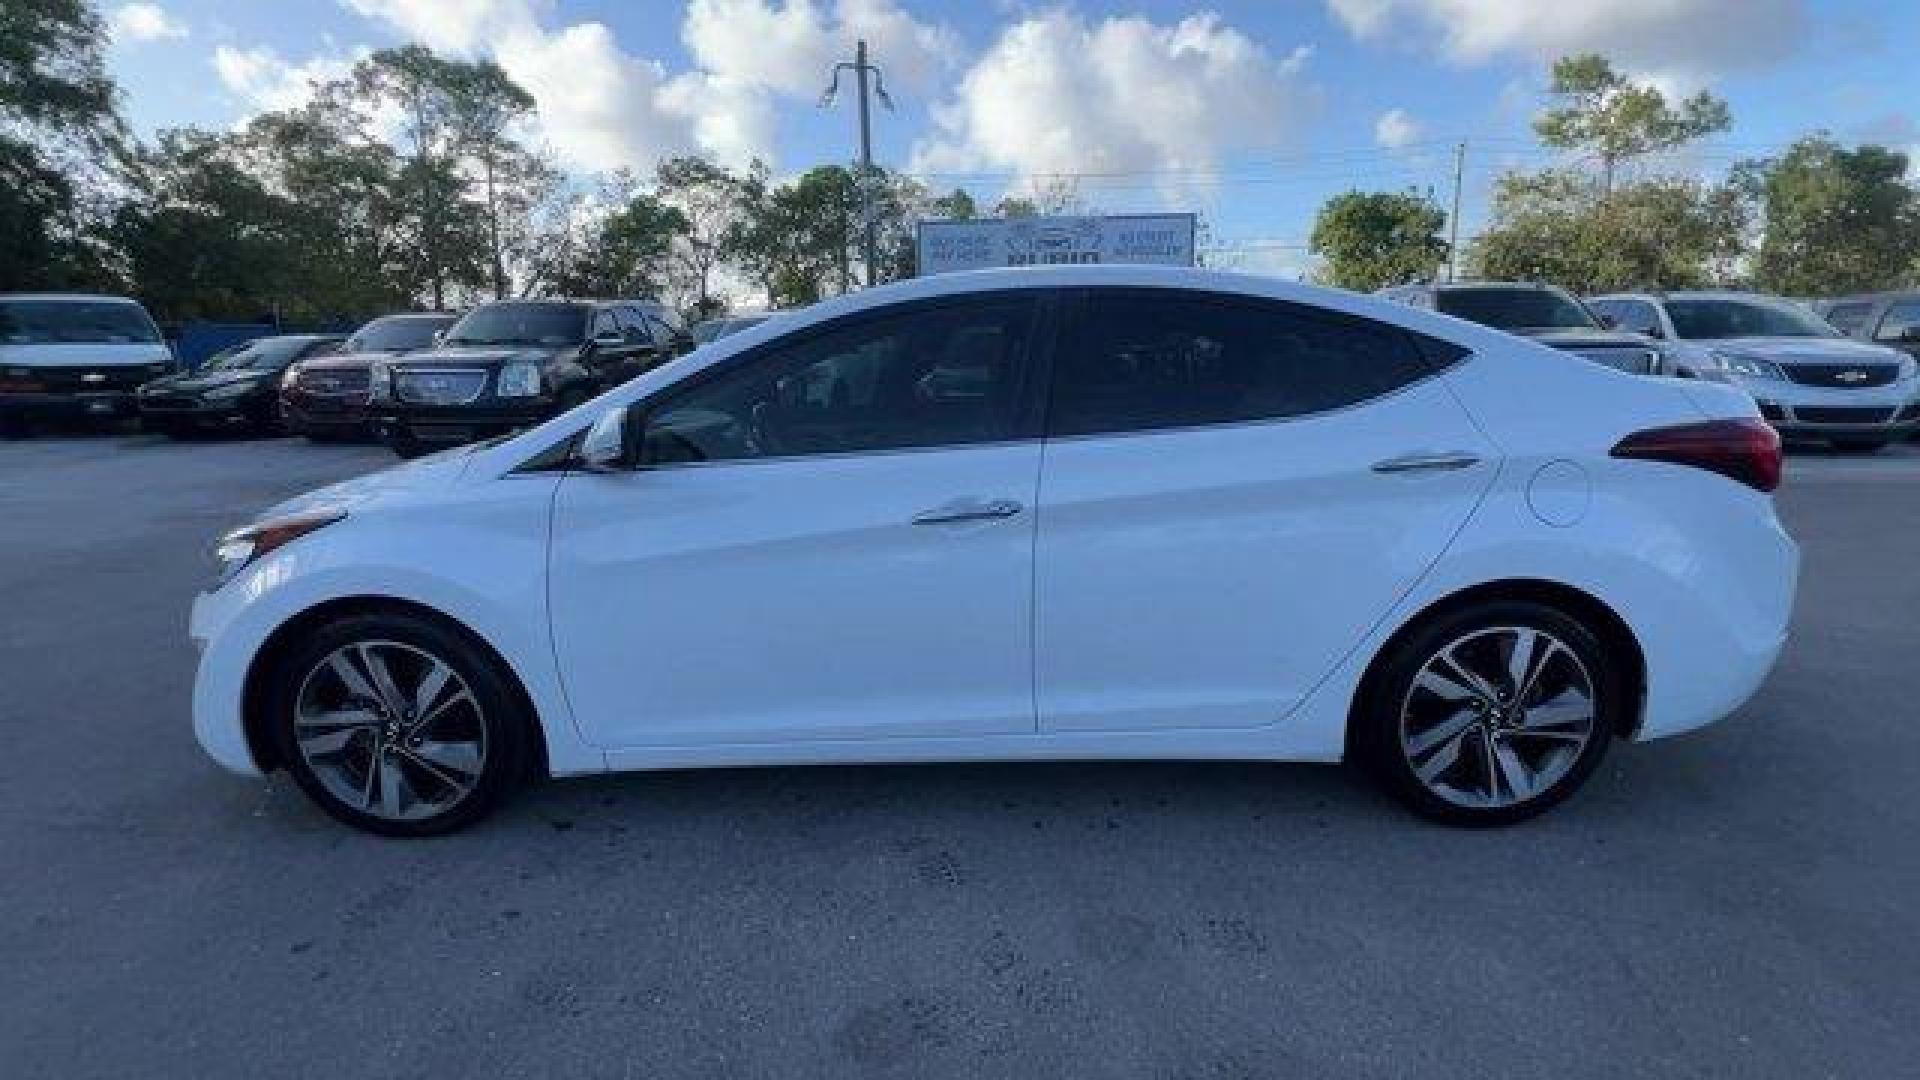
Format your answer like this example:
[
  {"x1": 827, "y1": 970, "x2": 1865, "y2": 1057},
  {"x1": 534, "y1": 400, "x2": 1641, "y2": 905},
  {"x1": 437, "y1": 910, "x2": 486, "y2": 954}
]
[
  {"x1": 210, "y1": 509, "x2": 347, "y2": 589},
  {"x1": 281, "y1": 364, "x2": 302, "y2": 390},
  {"x1": 496, "y1": 361, "x2": 542, "y2": 398},
  {"x1": 203, "y1": 379, "x2": 260, "y2": 400},
  {"x1": 369, "y1": 361, "x2": 393, "y2": 400},
  {"x1": 1710, "y1": 349, "x2": 1784, "y2": 380}
]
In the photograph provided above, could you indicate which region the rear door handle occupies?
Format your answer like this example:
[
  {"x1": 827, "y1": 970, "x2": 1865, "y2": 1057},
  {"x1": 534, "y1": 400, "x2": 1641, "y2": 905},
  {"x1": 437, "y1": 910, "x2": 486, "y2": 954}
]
[
  {"x1": 912, "y1": 498, "x2": 1025, "y2": 525},
  {"x1": 1371, "y1": 452, "x2": 1482, "y2": 474}
]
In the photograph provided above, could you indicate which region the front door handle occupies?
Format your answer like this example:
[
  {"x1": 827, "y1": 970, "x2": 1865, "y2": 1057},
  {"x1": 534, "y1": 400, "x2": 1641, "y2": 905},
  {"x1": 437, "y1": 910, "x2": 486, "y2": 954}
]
[
  {"x1": 1371, "y1": 452, "x2": 1482, "y2": 474},
  {"x1": 912, "y1": 498, "x2": 1025, "y2": 525}
]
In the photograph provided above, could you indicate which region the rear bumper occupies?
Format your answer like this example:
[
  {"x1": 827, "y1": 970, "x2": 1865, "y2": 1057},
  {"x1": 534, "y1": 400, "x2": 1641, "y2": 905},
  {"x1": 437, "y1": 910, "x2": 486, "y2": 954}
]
[{"x1": 0, "y1": 391, "x2": 138, "y2": 420}]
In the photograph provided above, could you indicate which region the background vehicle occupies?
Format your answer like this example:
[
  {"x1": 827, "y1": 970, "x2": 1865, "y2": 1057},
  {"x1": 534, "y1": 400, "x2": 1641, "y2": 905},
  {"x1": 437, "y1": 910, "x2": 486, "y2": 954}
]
[
  {"x1": 370, "y1": 299, "x2": 686, "y2": 458},
  {"x1": 1378, "y1": 282, "x2": 1666, "y2": 375},
  {"x1": 0, "y1": 294, "x2": 173, "y2": 437},
  {"x1": 1591, "y1": 290, "x2": 1920, "y2": 453},
  {"x1": 281, "y1": 312, "x2": 457, "y2": 441},
  {"x1": 691, "y1": 312, "x2": 772, "y2": 345},
  {"x1": 190, "y1": 266, "x2": 1795, "y2": 836},
  {"x1": 137, "y1": 334, "x2": 342, "y2": 438},
  {"x1": 1815, "y1": 291, "x2": 1920, "y2": 372}
]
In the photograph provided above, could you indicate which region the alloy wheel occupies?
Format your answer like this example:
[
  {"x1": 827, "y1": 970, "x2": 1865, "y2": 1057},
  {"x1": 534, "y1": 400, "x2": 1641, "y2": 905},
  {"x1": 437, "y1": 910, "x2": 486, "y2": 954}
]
[
  {"x1": 1398, "y1": 626, "x2": 1597, "y2": 809},
  {"x1": 293, "y1": 640, "x2": 487, "y2": 822}
]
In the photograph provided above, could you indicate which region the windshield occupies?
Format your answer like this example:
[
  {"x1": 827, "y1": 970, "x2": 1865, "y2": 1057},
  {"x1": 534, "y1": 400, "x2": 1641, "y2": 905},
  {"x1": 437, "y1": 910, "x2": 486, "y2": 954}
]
[
  {"x1": 444, "y1": 303, "x2": 587, "y2": 348},
  {"x1": 201, "y1": 337, "x2": 314, "y2": 372},
  {"x1": 0, "y1": 299, "x2": 161, "y2": 344},
  {"x1": 1665, "y1": 297, "x2": 1840, "y2": 340},
  {"x1": 1435, "y1": 288, "x2": 1597, "y2": 331},
  {"x1": 345, "y1": 315, "x2": 454, "y2": 353}
]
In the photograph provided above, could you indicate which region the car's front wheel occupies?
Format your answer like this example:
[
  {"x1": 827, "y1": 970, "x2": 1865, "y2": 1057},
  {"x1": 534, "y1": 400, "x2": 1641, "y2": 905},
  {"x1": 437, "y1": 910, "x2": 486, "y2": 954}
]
[
  {"x1": 1356, "y1": 602, "x2": 1621, "y2": 827},
  {"x1": 266, "y1": 610, "x2": 531, "y2": 835}
]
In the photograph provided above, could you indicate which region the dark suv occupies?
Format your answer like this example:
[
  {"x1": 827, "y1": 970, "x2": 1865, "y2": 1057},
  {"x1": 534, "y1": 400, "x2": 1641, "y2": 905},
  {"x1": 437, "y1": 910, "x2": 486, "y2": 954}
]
[
  {"x1": 370, "y1": 299, "x2": 689, "y2": 457},
  {"x1": 281, "y1": 312, "x2": 458, "y2": 441},
  {"x1": 1378, "y1": 282, "x2": 1666, "y2": 375}
]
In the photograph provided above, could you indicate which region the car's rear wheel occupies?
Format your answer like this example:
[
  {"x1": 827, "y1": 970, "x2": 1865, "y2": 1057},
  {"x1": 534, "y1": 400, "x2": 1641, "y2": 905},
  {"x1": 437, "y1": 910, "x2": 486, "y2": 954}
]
[
  {"x1": 1356, "y1": 602, "x2": 1620, "y2": 827},
  {"x1": 266, "y1": 611, "x2": 530, "y2": 835}
]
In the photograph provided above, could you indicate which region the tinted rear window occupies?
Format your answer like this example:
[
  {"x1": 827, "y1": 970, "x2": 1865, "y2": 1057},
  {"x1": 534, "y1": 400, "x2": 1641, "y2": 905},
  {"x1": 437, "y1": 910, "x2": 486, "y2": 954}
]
[{"x1": 1434, "y1": 288, "x2": 1596, "y2": 331}]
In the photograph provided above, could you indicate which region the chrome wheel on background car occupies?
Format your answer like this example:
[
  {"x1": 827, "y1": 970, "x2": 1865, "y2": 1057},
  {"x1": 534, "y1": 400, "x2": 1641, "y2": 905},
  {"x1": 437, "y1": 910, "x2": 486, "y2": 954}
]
[
  {"x1": 1360, "y1": 602, "x2": 1618, "y2": 826},
  {"x1": 269, "y1": 610, "x2": 531, "y2": 835},
  {"x1": 1399, "y1": 627, "x2": 1596, "y2": 809},
  {"x1": 294, "y1": 640, "x2": 487, "y2": 822}
]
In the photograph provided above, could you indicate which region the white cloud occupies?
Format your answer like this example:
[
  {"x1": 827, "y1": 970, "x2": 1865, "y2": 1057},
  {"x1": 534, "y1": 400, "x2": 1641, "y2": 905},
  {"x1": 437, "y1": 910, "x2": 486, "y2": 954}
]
[
  {"x1": 110, "y1": 3, "x2": 188, "y2": 44},
  {"x1": 910, "y1": 11, "x2": 1319, "y2": 206},
  {"x1": 1374, "y1": 107, "x2": 1421, "y2": 149},
  {"x1": 212, "y1": 45, "x2": 355, "y2": 114},
  {"x1": 339, "y1": 0, "x2": 956, "y2": 173},
  {"x1": 1325, "y1": 0, "x2": 1808, "y2": 84}
]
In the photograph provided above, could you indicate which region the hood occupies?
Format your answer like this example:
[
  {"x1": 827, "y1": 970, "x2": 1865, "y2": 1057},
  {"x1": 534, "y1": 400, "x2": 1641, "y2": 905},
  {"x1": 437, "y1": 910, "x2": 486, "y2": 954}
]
[
  {"x1": 260, "y1": 444, "x2": 476, "y2": 521},
  {"x1": 0, "y1": 340, "x2": 172, "y2": 368},
  {"x1": 1514, "y1": 328, "x2": 1652, "y2": 348},
  {"x1": 296, "y1": 351, "x2": 382, "y2": 373},
  {"x1": 143, "y1": 368, "x2": 272, "y2": 394},
  {"x1": 390, "y1": 345, "x2": 568, "y2": 369},
  {"x1": 1702, "y1": 336, "x2": 1905, "y2": 363}
]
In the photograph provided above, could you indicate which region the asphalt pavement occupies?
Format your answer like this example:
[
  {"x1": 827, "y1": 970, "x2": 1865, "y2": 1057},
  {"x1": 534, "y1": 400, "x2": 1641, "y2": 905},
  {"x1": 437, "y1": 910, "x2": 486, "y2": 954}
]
[{"x1": 2, "y1": 430, "x2": 1916, "y2": 1079}]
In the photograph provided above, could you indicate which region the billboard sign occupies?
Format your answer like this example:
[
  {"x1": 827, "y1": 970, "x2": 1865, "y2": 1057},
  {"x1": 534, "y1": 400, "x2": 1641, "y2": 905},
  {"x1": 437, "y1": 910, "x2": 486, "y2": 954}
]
[{"x1": 916, "y1": 213, "x2": 1197, "y2": 275}]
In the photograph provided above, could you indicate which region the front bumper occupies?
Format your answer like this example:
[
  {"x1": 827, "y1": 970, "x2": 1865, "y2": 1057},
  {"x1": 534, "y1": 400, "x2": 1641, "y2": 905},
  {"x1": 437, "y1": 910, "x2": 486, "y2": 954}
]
[
  {"x1": 1733, "y1": 376, "x2": 1920, "y2": 436},
  {"x1": 282, "y1": 392, "x2": 374, "y2": 433},
  {"x1": 136, "y1": 394, "x2": 261, "y2": 427},
  {"x1": 374, "y1": 398, "x2": 553, "y2": 444},
  {"x1": 0, "y1": 391, "x2": 138, "y2": 420}
]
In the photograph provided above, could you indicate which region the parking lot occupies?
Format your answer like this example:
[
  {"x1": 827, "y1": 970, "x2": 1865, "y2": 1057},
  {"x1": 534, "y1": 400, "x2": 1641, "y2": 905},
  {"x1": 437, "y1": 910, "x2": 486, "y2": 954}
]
[{"x1": 2, "y1": 431, "x2": 1917, "y2": 1079}]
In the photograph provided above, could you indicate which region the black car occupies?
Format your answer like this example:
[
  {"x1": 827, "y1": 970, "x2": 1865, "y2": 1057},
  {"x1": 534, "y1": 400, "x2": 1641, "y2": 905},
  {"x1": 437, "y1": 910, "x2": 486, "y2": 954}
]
[
  {"x1": 1378, "y1": 282, "x2": 1667, "y2": 375},
  {"x1": 370, "y1": 299, "x2": 688, "y2": 458},
  {"x1": 137, "y1": 334, "x2": 344, "y2": 437}
]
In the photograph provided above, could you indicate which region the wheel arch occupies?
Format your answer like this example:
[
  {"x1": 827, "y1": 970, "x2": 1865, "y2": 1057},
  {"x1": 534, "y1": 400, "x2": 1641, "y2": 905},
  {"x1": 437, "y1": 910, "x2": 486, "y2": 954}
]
[
  {"x1": 240, "y1": 595, "x2": 551, "y2": 779},
  {"x1": 1346, "y1": 577, "x2": 1648, "y2": 755}
]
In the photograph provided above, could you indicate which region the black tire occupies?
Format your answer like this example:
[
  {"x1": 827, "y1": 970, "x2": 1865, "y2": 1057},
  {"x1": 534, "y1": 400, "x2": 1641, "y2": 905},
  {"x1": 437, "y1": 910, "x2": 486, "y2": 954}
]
[
  {"x1": 1828, "y1": 437, "x2": 1891, "y2": 455},
  {"x1": 385, "y1": 430, "x2": 432, "y2": 459},
  {"x1": 1353, "y1": 601, "x2": 1622, "y2": 827},
  {"x1": 265, "y1": 609, "x2": 533, "y2": 836}
]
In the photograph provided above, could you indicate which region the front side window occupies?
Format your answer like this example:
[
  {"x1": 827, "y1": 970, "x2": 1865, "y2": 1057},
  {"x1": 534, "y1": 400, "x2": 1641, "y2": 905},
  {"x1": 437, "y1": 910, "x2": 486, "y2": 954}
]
[
  {"x1": 1873, "y1": 302, "x2": 1920, "y2": 343},
  {"x1": 1664, "y1": 297, "x2": 1839, "y2": 340},
  {"x1": 0, "y1": 300, "x2": 161, "y2": 344},
  {"x1": 444, "y1": 303, "x2": 588, "y2": 348},
  {"x1": 1823, "y1": 303, "x2": 1874, "y2": 335},
  {"x1": 646, "y1": 298, "x2": 1035, "y2": 463},
  {"x1": 1048, "y1": 292, "x2": 1436, "y2": 439}
]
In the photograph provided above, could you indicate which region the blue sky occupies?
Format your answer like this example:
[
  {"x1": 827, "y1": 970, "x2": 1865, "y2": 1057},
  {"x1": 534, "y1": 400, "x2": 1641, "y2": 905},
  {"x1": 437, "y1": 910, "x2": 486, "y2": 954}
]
[{"x1": 101, "y1": 0, "x2": 1920, "y2": 277}]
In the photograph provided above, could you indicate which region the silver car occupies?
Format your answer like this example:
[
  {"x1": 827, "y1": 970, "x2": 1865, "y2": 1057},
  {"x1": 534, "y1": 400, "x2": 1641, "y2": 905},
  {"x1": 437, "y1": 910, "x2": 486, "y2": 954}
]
[{"x1": 1589, "y1": 290, "x2": 1920, "y2": 453}]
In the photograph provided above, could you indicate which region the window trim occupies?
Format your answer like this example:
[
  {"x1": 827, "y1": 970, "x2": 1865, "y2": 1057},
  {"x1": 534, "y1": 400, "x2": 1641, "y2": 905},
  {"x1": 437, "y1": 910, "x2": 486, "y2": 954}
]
[
  {"x1": 1038, "y1": 287, "x2": 1464, "y2": 444},
  {"x1": 614, "y1": 290, "x2": 1058, "y2": 470}
]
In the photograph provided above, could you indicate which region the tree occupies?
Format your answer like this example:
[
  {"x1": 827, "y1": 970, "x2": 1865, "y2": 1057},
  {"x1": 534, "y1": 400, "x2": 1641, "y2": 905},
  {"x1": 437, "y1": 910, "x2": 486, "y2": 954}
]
[
  {"x1": 0, "y1": 0, "x2": 129, "y2": 289},
  {"x1": 1309, "y1": 189, "x2": 1448, "y2": 291},
  {"x1": 656, "y1": 156, "x2": 747, "y2": 319},
  {"x1": 443, "y1": 58, "x2": 540, "y2": 300},
  {"x1": 1737, "y1": 135, "x2": 1919, "y2": 296},
  {"x1": 1536, "y1": 54, "x2": 1731, "y2": 192},
  {"x1": 1471, "y1": 169, "x2": 1746, "y2": 293}
]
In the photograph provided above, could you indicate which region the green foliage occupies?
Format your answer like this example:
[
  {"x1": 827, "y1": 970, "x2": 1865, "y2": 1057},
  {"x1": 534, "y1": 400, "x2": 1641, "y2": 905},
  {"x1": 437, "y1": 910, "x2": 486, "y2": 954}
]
[
  {"x1": 1471, "y1": 170, "x2": 1746, "y2": 293},
  {"x1": 1535, "y1": 54, "x2": 1730, "y2": 190},
  {"x1": 1309, "y1": 189, "x2": 1449, "y2": 291},
  {"x1": 1737, "y1": 135, "x2": 1919, "y2": 296}
]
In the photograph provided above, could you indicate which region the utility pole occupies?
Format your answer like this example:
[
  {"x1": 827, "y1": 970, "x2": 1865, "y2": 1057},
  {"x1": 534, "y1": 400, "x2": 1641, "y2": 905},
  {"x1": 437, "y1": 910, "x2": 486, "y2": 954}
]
[
  {"x1": 1446, "y1": 140, "x2": 1466, "y2": 282},
  {"x1": 821, "y1": 39, "x2": 893, "y2": 288}
]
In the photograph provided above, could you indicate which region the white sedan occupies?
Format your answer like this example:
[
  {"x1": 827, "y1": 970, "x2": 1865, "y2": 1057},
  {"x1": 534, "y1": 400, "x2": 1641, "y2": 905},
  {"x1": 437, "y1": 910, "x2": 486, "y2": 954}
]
[{"x1": 190, "y1": 266, "x2": 1798, "y2": 835}]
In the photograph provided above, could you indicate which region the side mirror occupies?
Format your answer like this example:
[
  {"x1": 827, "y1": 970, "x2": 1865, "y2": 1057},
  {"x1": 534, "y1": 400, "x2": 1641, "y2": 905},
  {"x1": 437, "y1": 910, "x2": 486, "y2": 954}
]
[
  {"x1": 432, "y1": 330, "x2": 447, "y2": 347},
  {"x1": 579, "y1": 404, "x2": 637, "y2": 472}
]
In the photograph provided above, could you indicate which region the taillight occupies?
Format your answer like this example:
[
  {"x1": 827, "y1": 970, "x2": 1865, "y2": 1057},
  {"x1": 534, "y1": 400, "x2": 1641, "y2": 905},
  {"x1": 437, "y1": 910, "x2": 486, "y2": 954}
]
[{"x1": 1610, "y1": 418, "x2": 1782, "y2": 492}]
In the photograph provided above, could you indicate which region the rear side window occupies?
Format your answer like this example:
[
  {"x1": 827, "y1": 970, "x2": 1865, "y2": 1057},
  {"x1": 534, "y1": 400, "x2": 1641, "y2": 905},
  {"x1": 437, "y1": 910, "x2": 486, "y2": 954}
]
[
  {"x1": 1824, "y1": 303, "x2": 1874, "y2": 335},
  {"x1": 1874, "y1": 302, "x2": 1920, "y2": 343},
  {"x1": 1048, "y1": 292, "x2": 1439, "y2": 438}
]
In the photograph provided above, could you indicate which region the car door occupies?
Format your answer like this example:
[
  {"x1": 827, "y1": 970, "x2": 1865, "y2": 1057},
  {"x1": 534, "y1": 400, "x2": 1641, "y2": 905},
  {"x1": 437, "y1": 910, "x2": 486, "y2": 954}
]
[
  {"x1": 548, "y1": 293, "x2": 1048, "y2": 748},
  {"x1": 1034, "y1": 289, "x2": 1496, "y2": 734}
]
